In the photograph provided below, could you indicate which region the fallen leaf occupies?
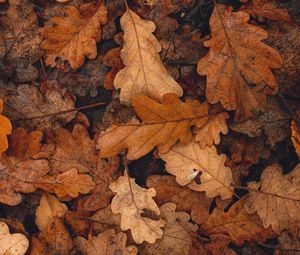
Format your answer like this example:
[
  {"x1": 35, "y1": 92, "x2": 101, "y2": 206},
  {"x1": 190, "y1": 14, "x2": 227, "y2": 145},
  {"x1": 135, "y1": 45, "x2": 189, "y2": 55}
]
[
  {"x1": 0, "y1": 83, "x2": 76, "y2": 131},
  {"x1": 240, "y1": 0, "x2": 290, "y2": 21},
  {"x1": 73, "y1": 229, "x2": 138, "y2": 255},
  {"x1": 194, "y1": 112, "x2": 229, "y2": 148},
  {"x1": 0, "y1": 98, "x2": 12, "y2": 155},
  {"x1": 201, "y1": 198, "x2": 276, "y2": 246},
  {"x1": 0, "y1": 128, "x2": 51, "y2": 206},
  {"x1": 0, "y1": 0, "x2": 40, "y2": 82},
  {"x1": 114, "y1": 8, "x2": 183, "y2": 104},
  {"x1": 244, "y1": 163, "x2": 300, "y2": 234},
  {"x1": 38, "y1": 217, "x2": 73, "y2": 255},
  {"x1": 197, "y1": 4, "x2": 283, "y2": 121},
  {"x1": 292, "y1": 121, "x2": 300, "y2": 159},
  {"x1": 109, "y1": 171, "x2": 165, "y2": 244},
  {"x1": 140, "y1": 203, "x2": 198, "y2": 255},
  {"x1": 98, "y1": 93, "x2": 228, "y2": 160},
  {"x1": 64, "y1": 210, "x2": 92, "y2": 238},
  {"x1": 51, "y1": 124, "x2": 120, "y2": 210},
  {"x1": 35, "y1": 193, "x2": 68, "y2": 231},
  {"x1": 230, "y1": 97, "x2": 291, "y2": 147},
  {"x1": 160, "y1": 140, "x2": 234, "y2": 200},
  {"x1": 146, "y1": 175, "x2": 212, "y2": 224},
  {"x1": 34, "y1": 168, "x2": 95, "y2": 199},
  {"x1": 0, "y1": 221, "x2": 29, "y2": 255},
  {"x1": 41, "y1": 1, "x2": 108, "y2": 69}
]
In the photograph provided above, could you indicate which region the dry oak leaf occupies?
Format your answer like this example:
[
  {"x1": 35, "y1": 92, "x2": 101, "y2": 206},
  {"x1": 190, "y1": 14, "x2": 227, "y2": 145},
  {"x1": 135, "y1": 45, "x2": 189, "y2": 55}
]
[
  {"x1": 41, "y1": 1, "x2": 108, "y2": 69},
  {"x1": 200, "y1": 198, "x2": 276, "y2": 246},
  {"x1": 0, "y1": 221, "x2": 29, "y2": 255},
  {"x1": 51, "y1": 124, "x2": 120, "y2": 211},
  {"x1": 0, "y1": 98, "x2": 12, "y2": 155},
  {"x1": 292, "y1": 121, "x2": 300, "y2": 159},
  {"x1": 0, "y1": 0, "x2": 40, "y2": 82},
  {"x1": 140, "y1": 203, "x2": 198, "y2": 255},
  {"x1": 197, "y1": 4, "x2": 283, "y2": 122},
  {"x1": 0, "y1": 128, "x2": 52, "y2": 206},
  {"x1": 160, "y1": 140, "x2": 234, "y2": 200},
  {"x1": 0, "y1": 83, "x2": 76, "y2": 131},
  {"x1": 244, "y1": 163, "x2": 300, "y2": 234},
  {"x1": 114, "y1": 8, "x2": 183, "y2": 104},
  {"x1": 240, "y1": 0, "x2": 290, "y2": 21},
  {"x1": 109, "y1": 171, "x2": 166, "y2": 244},
  {"x1": 98, "y1": 93, "x2": 228, "y2": 160},
  {"x1": 73, "y1": 229, "x2": 138, "y2": 255},
  {"x1": 35, "y1": 193, "x2": 68, "y2": 232},
  {"x1": 34, "y1": 168, "x2": 95, "y2": 199},
  {"x1": 146, "y1": 175, "x2": 212, "y2": 224}
]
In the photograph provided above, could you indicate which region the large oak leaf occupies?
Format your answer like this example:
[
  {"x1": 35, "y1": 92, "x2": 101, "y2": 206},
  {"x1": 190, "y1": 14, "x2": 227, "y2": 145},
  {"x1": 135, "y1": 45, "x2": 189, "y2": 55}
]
[
  {"x1": 197, "y1": 4, "x2": 283, "y2": 121},
  {"x1": 244, "y1": 163, "x2": 300, "y2": 234},
  {"x1": 114, "y1": 8, "x2": 183, "y2": 104},
  {"x1": 160, "y1": 140, "x2": 234, "y2": 200},
  {"x1": 41, "y1": 1, "x2": 108, "y2": 69}
]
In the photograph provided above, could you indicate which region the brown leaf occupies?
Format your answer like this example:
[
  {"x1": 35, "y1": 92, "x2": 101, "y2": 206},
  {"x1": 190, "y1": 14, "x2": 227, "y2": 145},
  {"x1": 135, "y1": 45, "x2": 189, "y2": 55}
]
[
  {"x1": 0, "y1": 129, "x2": 51, "y2": 205},
  {"x1": 275, "y1": 231, "x2": 300, "y2": 255},
  {"x1": 160, "y1": 140, "x2": 234, "y2": 200},
  {"x1": 0, "y1": 83, "x2": 76, "y2": 131},
  {"x1": 146, "y1": 175, "x2": 211, "y2": 224},
  {"x1": 34, "y1": 168, "x2": 95, "y2": 199},
  {"x1": 0, "y1": 221, "x2": 29, "y2": 255},
  {"x1": 201, "y1": 198, "x2": 276, "y2": 246},
  {"x1": 292, "y1": 121, "x2": 300, "y2": 159},
  {"x1": 73, "y1": 229, "x2": 138, "y2": 255},
  {"x1": 51, "y1": 124, "x2": 120, "y2": 210},
  {"x1": 230, "y1": 97, "x2": 291, "y2": 147},
  {"x1": 38, "y1": 217, "x2": 73, "y2": 255},
  {"x1": 35, "y1": 193, "x2": 68, "y2": 232},
  {"x1": 114, "y1": 8, "x2": 183, "y2": 104},
  {"x1": 64, "y1": 210, "x2": 92, "y2": 238},
  {"x1": 0, "y1": 0, "x2": 40, "y2": 82},
  {"x1": 197, "y1": 4, "x2": 283, "y2": 121},
  {"x1": 0, "y1": 98, "x2": 12, "y2": 155},
  {"x1": 98, "y1": 93, "x2": 228, "y2": 160},
  {"x1": 140, "y1": 203, "x2": 198, "y2": 255},
  {"x1": 41, "y1": 1, "x2": 108, "y2": 69},
  {"x1": 240, "y1": 0, "x2": 290, "y2": 21},
  {"x1": 245, "y1": 163, "x2": 300, "y2": 234},
  {"x1": 109, "y1": 171, "x2": 165, "y2": 244}
]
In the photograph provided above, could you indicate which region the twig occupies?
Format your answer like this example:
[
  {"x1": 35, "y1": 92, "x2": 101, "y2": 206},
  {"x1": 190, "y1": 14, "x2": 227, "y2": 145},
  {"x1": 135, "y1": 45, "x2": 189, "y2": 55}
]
[{"x1": 12, "y1": 101, "x2": 107, "y2": 122}]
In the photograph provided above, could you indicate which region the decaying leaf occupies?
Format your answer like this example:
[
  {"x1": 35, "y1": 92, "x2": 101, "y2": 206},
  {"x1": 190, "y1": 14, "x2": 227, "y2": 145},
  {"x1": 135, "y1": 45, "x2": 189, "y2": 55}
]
[
  {"x1": 109, "y1": 171, "x2": 165, "y2": 244},
  {"x1": 197, "y1": 4, "x2": 283, "y2": 121},
  {"x1": 201, "y1": 198, "x2": 276, "y2": 246},
  {"x1": 275, "y1": 231, "x2": 300, "y2": 255},
  {"x1": 240, "y1": 0, "x2": 290, "y2": 21},
  {"x1": 0, "y1": 98, "x2": 12, "y2": 155},
  {"x1": 230, "y1": 97, "x2": 291, "y2": 147},
  {"x1": 51, "y1": 124, "x2": 119, "y2": 210},
  {"x1": 98, "y1": 93, "x2": 228, "y2": 160},
  {"x1": 245, "y1": 163, "x2": 300, "y2": 234},
  {"x1": 146, "y1": 175, "x2": 211, "y2": 224},
  {"x1": 0, "y1": 221, "x2": 29, "y2": 255},
  {"x1": 0, "y1": 83, "x2": 76, "y2": 131},
  {"x1": 0, "y1": 0, "x2": 40, "y2": 82},
  {"x1": 292, "y1": 121, "x2": 300, "y2": 159},
  {"x1": 73, "y1": 229, "x2": 138, "y2": 255},
  {"x1": 38, "y1": 217, "x2": 73, "y2": 255},
  {"x1": 41, "y1": 1, "x2": 108, "y2": 69},
  {"x1": 140, "y1": 203, "x2": 197, "y2": 255},
  {"x1": 35, "y1": 193, "x2": 68, "y2": 231},
  {"x1": 114, "y1": 8, "x2": 183, "y2": 104},
  {"x1": 160, "y1": 140, "x2": 234, "y2": 200}
]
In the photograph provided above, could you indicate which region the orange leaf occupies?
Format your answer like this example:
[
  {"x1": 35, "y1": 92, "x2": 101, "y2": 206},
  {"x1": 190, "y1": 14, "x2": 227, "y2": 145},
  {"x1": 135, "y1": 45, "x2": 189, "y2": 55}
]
[{"x1": 0, "y1": 98, "x2": 12, "y2": 155}]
